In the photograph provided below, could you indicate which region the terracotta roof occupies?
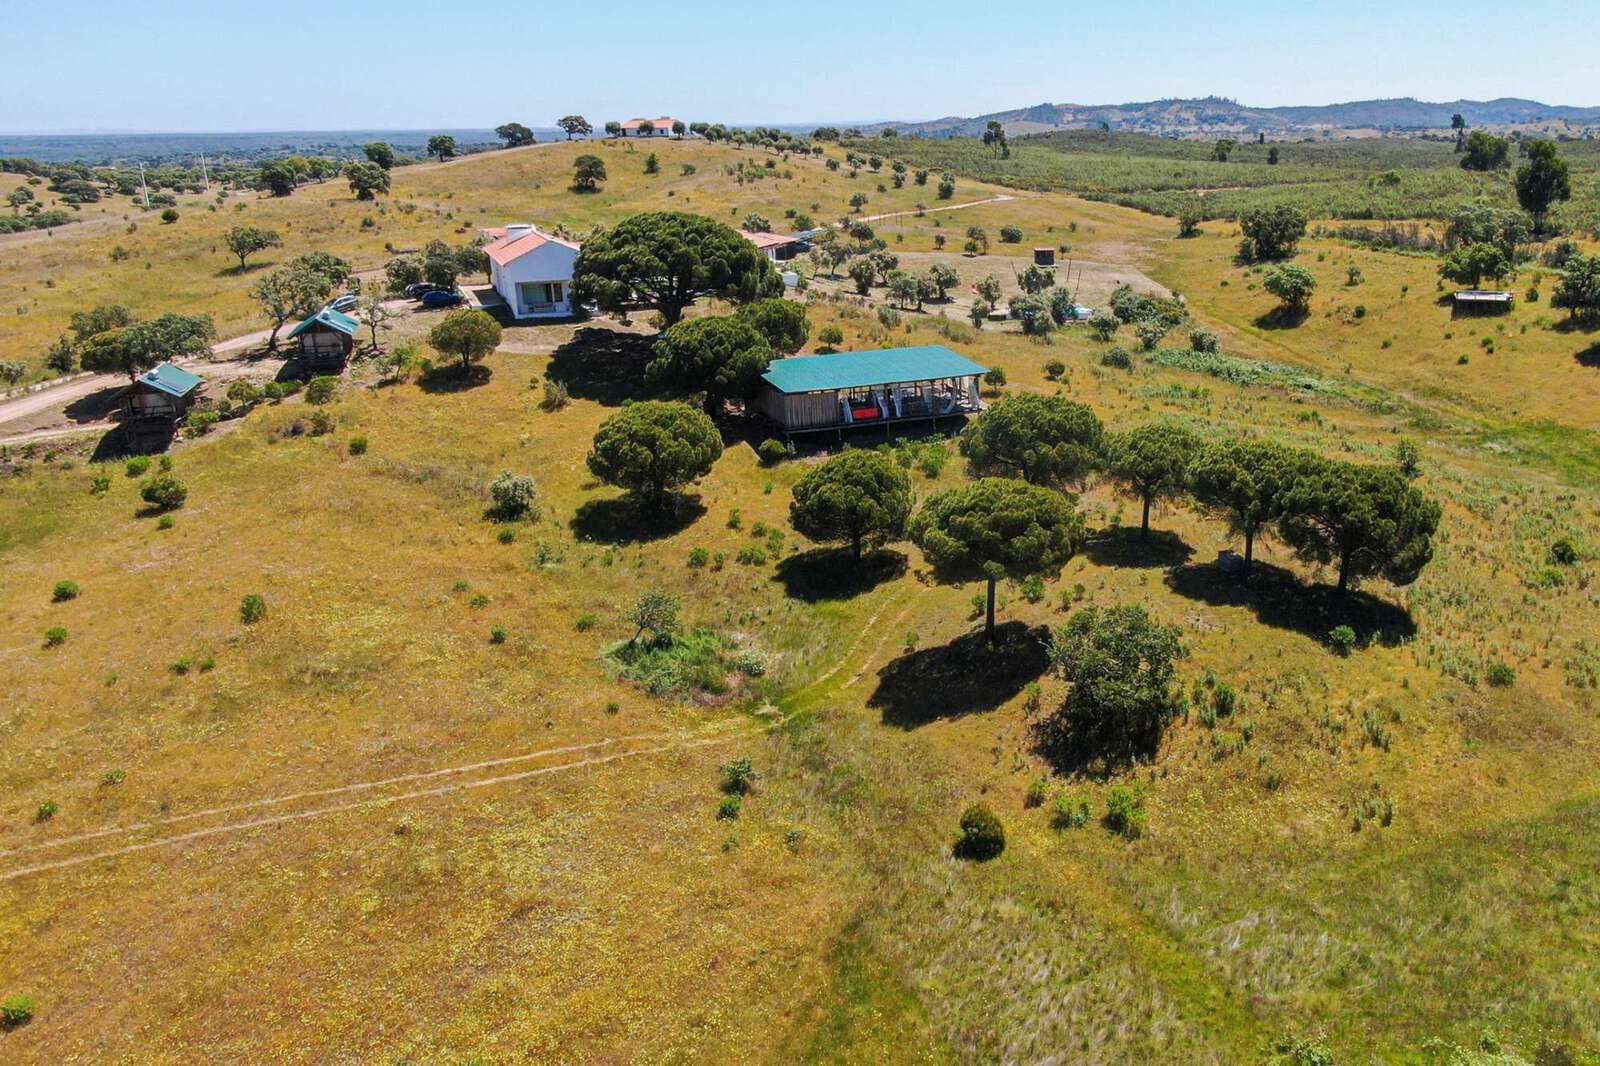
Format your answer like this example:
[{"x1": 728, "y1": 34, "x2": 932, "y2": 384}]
[
  {"x1": 484, "y1": 228, "x2": 580, "y2": 267},
  {"x1": 741, "y1": 230, "x2": 799, "y2": 249},
  {"x1": 621, "y1": 117, "x2": 678, "y2": 130}
]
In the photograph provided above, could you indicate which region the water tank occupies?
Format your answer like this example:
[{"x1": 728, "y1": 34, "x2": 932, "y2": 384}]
[{"x1": 781, "y1": 271, "x2": 800, "y2": 288}]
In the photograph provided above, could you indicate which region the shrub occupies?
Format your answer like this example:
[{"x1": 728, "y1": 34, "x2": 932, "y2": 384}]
[
  {"x1": 687, "y1": 547, "x2": 710, "y2": 568},
  {"x1": 540, "y1": 377, "x2": 570, "y2": 411},
  {"x1": 757, "y1": 438, "x2": 788, "y2": 466},
  {"x1": 720, "y1": 757, "x2": 758, "y2": 794},
  {"x1": 1189, "y1": 328, "x2": 1219, "y2": 353},
  {"x1": 184, "y1": 409, "x2": 220, "y2": 434},
  {"x1": 160, "y1": 207, "x2": 179, "y2": 224},
  {"x1": 1051, "y1": 795, "x2": 1092, "y2": 829},
  {"x1": 305, "y1": 375, "x2": 340, "y2": 404},
  {"x1": 52, "y1": 580, "x2": 80, "y2": 602},
  {"x1": 497, "y1": 526, "x2": 517, "y2": 544},
  {"x1": 170, "y1": 656, "x2": 193, "y2": 675},
  {"x1": 156, "y1": 515, "x2": 175, "y2": 530},
  {"x1": 36, "y1": 800, "x2": 58, "y2": 821},
  {"x1": 101, "y1": 768, "x2": 126, "y2": 786},
  {"x1": 716, "y1": 794, "x2": 742, "y2": 820},
  {"x1": 998, "y1": 224, "x2": 1023, "y2": 243},
  {"x1": 1020, "y1": 574, "x2": 1046, "y2": 603},
  {"x1": 1328, "y1": 625, "x2": 1358, "y2": 655},
  {"x1": 125, "y1": 455, "x2": 151, "y2": 477},
  {"x1": 89, "y1": 473, "x2": 111, "y2": 496},
  {"x1": 489, "y1": 625, "x2": 508, "y2": 645},
  {"x1": 239, "y1": 593, "x2": 267, "y2": 625},
  {"x1": 348, "y1": 435, "x2": 368, "y2": 456},
  {"x1": 1044, "y1": 359, "x2": 1066, "y2": 380},
  {"x1": 0, "y1": 995, "x2": 36, "y2": 1029},
  {"x1": 306, "y1": 410, "x2": 334, "y2": 436},
  {"x1": 983, "y1": 367, "x2": 1007, "y2": 390},
  {"x1": 1103, "y1": 786, "x2": 1145, "y2": 839},
  {"x1": 575, "y1": 613, "x2": 598, "y2": 631},
  {"x1": 43, "y1": 626, "x2": 67, "y2": 647},
  {"x1": 1100, "y1": 347, "x2": 1133, "y2": 370},
  {"x1": 736, "y1": 543, "x2": 768, "y2": 566},
  {"x1": 1486, "y1": 660, "x2": 1515, "y2": 687},
  {"x1": 1550, "y1": 538, "x2": 1580, "y2": 565},
  {"x1": 488, "y1": 471, "x2": 539, "y2": 520},
  {"x1": 954, "y1": 802, "x2": 1005, "y2": 860},
  {"x1": 1024, "y1": 777, "x2": 1049, "y2": 808}
]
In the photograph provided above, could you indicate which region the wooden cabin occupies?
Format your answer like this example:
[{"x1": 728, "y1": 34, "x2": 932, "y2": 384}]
[
  {"x1": 122, "y1": 361, "x2": 203, "y2": 447},
  {"x1": 287, "y1": 307, "x2": 358, "y2": 371},
  {"x1": 757, "y1": 345, "x2": 988, "y2": 439}
]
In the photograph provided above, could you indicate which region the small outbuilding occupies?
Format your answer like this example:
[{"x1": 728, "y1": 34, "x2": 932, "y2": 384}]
[
  {"x1": 123, "y1": 361, "x2": 203, "y2": 446},
  {"x1": 1453, "y1": 289, "x2": 1514, "y2": 314},
  {"x1": 742, "y1": 230, "x2": 804, "y2": 262},
  {"x1": 1033, "y1": 247, "x2": 1056, "y2": 266},
  {"x1": 288, "y1": 307, "x2": 359, "y2": 371},
  {"x1": 757, "y1": 344, "x2": 988, "y2": 439}
]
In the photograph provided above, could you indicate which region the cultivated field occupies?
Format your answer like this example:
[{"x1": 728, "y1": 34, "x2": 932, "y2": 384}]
[{"x1": 1, "y1": 138, "x2": 1598, "y2": 1063}]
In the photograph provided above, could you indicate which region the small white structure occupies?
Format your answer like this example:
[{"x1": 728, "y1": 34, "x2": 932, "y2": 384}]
[{"x1": 484, "y1": 224, "x2": 581, "y2": 320}]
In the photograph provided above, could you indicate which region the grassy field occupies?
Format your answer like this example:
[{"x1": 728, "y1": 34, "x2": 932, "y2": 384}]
[
  {"x1": 860, "y1": 131, "x2": 1600, "y2": 229},
  {"x1": 2, "y1": 139, "x2": 1599, "y2": 1062}
]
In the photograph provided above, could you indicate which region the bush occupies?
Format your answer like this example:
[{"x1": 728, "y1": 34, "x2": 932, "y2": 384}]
[
  {"x1": 489, "y1": 625, "x2": 508, "y2": 645},
  {"x1": 736, "y1": 543, "x2": 767, "y2": 566},
  {"x1": 1044, "y1": 359, "x2": 1066, "y2": 380},
  {"x1": 160, "y1": 207, "x2": 179, "y2": 224},
  {"x1": 306, "y1": 410, "x2": 335, "y2": 436},
  {"x1": 954, "y1": 802, "x2": 1005, "y2": 860},
  {"x1": 720, "y1": 757, "x2": 758, "y2": 794},
  {"x1": 540, "y1": 377, "x2": 570, "y2": 411},
  {"x1": 1328, "y1": 625, "x2": 1358, "y2": 655},
  {"x1": 52, "y1": 580, "x2": 80, "y2": 602},
  {"x1": 757, "y1": 438, "x2": 788, "y2": 466},
  {"x1": 348, "y1": 435, "x2": 368, "y2": 456},
  {"x1": 717, "y1": 794, "x2": 742, "y2": 820},
  {"x1": 1100, "y1": 347, "x2": 1133, "y2": 370},
  {"x1": 304, "y1": 375, "x2": 340, "y2": 404},
  {"x1": 1052, "y1": 795, "x2": 1092, "y2": 829},
  {"x1": 687, "y1": 547, "x2": 710, "y2": 568},
  {"x1": 982, "y1": 367, "x2": 1007, "y2": 390},
  {"x1": 1486, "y1": 660, "x2": 1515, "y2": 687},
  {"x1": 43, "y1": 626, "x2": 67, "y2": 648},
  {"x1": 497, "y1": 526, "x2": 517, "y2": 544},
  {"x1": 125, "y1": 455, "x2": 151, "y2": 477},
  {"x1": 239, "y1": 593, "x2": 267, "y2": 625},
  {"x1": 140, "y1": 475, "x2": 187, "y2": 512},
  {"x1": 1024, "y1": 777, "x2": 1049, "y2": 808},
  {"x1": 1550, "y1": 538, "x2": 1580, "y2": 565},
  {"x1": 998, "y1": 224, "x2": 1023, "y2": 243},
  {"x1": 0, "y1": 995, "x2": 36, "y2": 1029},
  {"x1": 89, "y1": 473, "x2": 111, "y2": 496},
  {"x1": 184, "y1": 409, "x2": 220, "y2": 434},
  {"x1": 1189, "y1": 328, "x2": 1219, "y2": 353},
  {"x1": 36, "y1": 799, "x2": 58, "y2": 821},
  {"x1": 156, "y1": 515, "x2": 175, "y2": 530},
  {"x1": 488, "y1": 471, "x2": 539, "y2": 520},
  {"x1": 1103, "y1": 786, "x2": 1145, "y2": 839}
]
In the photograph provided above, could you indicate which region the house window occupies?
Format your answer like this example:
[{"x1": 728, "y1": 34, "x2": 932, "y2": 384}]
[{"x1": 542, "y1": 282, "x2": 563, "y2": 304}]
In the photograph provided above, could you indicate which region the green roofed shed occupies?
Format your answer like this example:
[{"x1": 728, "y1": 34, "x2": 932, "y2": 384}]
[
  {"x1": 287, "y1": 307, "x2": 359, "y2": 370},
  {"x1": 123, "y1": 360, "x2": 205, "y2": 443},
  {"x1": 757, "y1": 344, "x2": 988, "y2": 437}
]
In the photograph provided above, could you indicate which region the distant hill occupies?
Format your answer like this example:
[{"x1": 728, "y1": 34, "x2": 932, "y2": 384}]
[{"x1": 867, "y1": 96, "x2": 1600, "y2": 138}]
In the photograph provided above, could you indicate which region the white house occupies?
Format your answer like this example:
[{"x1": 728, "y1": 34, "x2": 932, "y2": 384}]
[{"x1": 483, "y1": 224, "x2": 581, "y2": 320}]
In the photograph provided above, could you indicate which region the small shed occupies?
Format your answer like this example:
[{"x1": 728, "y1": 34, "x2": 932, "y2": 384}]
[
  {"x1": 1033, "y1": 247, "x2": 1056, "y2": 266},
  {"x1": 757, "y1": 345, "x2": 988, "y2": 438},
  {"x1": 1452, "y1": 290, "x2": 1514, "y2": 314},
  {"x1": 742, "y1": 230, "x2": 803, "y2": 262},
  {"x1": 123, "y1": 362, "x2": 202, "y2": 446},
  {"x1": 288, "y1": 307, "x2": 359, "y2": 370}
]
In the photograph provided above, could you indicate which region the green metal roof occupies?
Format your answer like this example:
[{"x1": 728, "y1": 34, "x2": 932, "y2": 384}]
[
  {"x1": 287, "y1": 307, "x2": 359, "y2": 339},
  {"x1": 761, "y1": 345, "x2": 988, "y2": 394},
  {"x1": 135, "y1": 361, "x2": 203, "y2": 398}
]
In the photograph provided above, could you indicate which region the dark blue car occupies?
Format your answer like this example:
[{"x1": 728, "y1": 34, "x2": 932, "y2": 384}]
[{"x1": 420, "y1": 289, "x2": 463, "y2": 309}]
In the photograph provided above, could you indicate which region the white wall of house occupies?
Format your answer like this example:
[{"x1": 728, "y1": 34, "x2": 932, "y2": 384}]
[{"x1": 489, "y1": 232, "x2": 580, "y2": 320}]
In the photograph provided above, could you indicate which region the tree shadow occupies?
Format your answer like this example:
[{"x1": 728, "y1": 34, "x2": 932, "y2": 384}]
[
  {"x1": 1081, "y1": 526, "x2": 1193, "y2": 569},
  {"x1": 546, "y1": 327, "x2": 657, "y2": 405},
  {"x1": 418, "y1": 363, "x2": 492, "y2": 393},
  {"x1": 570, "y1": 493, "x2": 707, "y2": 544},
  {"x1": 1576, "y1": 342, "x2": 1600, "y2": 369},
  {"x1": 215, "y1": 262, "x2": 270, "y2": 278},
  {"x1": 64, "y1": 384, "x2": 127, "y2": 423},
  {"x1": 772, "y1": 548, "x2": 907, "y2": 602},
  {"x1": 1253, "y1": 305, "x2": 1310, "y2": 330},
  {"x1": 1165, "y1": 560, "x2": 1417, "y2": 645},
  {"x1": 1549, "y1": 316, "x2": 1597, "y2": 335},
  {"x1": 868, "y1": 622, "x2": 1050, "y2": 729},
  {"x1": 89, "y1": 424, "x2": 170, "y2": 461}
]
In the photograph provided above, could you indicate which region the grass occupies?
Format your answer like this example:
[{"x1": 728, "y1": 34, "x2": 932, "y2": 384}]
[{"x1": 2, "y1": 138, "x2": 1599, "y2": 1062}]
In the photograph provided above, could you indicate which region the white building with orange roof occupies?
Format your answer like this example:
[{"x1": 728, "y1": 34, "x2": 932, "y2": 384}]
[
  {"x1": 620, "y1": 116, "x2": 682, "y2": 137},
  {"x1": 482, "y1": 223, "x2": 581, "y2": 319}
]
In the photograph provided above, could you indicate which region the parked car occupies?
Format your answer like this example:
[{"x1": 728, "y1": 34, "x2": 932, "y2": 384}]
[
  {"x1": 405, "y1": 282, "x2": 444, "y2": 299},
  {"x1": 328, "y1": 294, "x2": 359, "y2": 313},
  {"x1": 420, "y1": 289, "x2": 463, "y2": 309}
]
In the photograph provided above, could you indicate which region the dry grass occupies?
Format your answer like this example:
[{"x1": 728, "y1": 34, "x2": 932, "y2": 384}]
[{"x1": 1, "y1": 141, "x2": 1599, "y2": 1063}]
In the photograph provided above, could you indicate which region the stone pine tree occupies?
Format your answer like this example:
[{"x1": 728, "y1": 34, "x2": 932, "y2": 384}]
[
  {"x1": 1276, "y1": 459, "x2": 1440, "y2": 594},
  {"x1": 959, "y1": 393, "x2": 1105, "y2": 489},
  {"x1": 911, "y1": 478, "x2": 1085, "y2": 642},
  {"x1": 586, "y1": 401, "x2": 724, "y2": 510},
  {"x1": 789, "y1": 450, "x2": 913, "y2": 562},
  {"x1": 427, "y1": 309, "x2": 502, "y2": 375},
  {"x1": 646, "y1": 315, "x2": 774, "y2": 416},
  {"x1": 1103, "y1": 423, "x2": 1201, "y2": 538},
  {"x1": 1188, "y1": 439, "x2": 1307, "y2": 574},
  {"x1": 573, "y1": 212, "x2": 782, "y2": 326}
]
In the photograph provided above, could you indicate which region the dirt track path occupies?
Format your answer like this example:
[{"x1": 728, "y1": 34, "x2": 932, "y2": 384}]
[{"x1": 852, "y1": 194, "x2": 1016, "y2": 225}]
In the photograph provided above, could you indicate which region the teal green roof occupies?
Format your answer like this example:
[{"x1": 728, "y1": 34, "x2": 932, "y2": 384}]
[
  {"x1": 288, "y1": 307, "x2": 359, "y2": 339},
  {"x1": 762, "y1": 345, "x2": 988, "y2": 394},
  {"x1": 135, "y1": 361, "x2": 203, "y2": 397}
]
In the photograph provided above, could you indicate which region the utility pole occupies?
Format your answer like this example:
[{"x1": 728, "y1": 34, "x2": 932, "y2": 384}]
[
  {"x1": 137, "y1": 162, "x2": 150, "y2": 209},
  {"x1": 199, "y1": 155, "x2": 210, "y2": 192}
]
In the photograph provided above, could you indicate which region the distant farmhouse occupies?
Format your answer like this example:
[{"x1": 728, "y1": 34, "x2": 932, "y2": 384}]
[
  {"x1": 620, "y1": 117, "x2": 684, "y2": 137},
  {"x1": 481, "y1": 224, "x2": 581, "y2": 319},
  {"x1": 741, "y1": 230, "x2": 805, "y2": 262}
]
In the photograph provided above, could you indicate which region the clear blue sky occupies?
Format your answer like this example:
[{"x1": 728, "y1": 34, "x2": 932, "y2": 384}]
[{"x1": 3, "y1": 0, "x2": 1596, "y2": 132}]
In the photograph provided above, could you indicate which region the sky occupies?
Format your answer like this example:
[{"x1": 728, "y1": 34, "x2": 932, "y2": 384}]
[{"x1": 3, "y1": 0, "x2": 1598, "y2": 132}]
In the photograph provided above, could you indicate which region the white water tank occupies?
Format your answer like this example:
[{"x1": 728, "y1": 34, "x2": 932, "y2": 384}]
[
  {"x1": 504, "y1": 223, "x2": 535, "y2": 241},
  {"x1": 781, "y1": 270, "x2": 800, "y2": 288}
]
